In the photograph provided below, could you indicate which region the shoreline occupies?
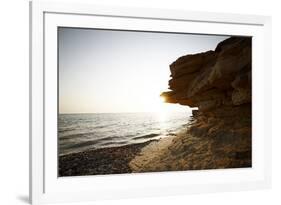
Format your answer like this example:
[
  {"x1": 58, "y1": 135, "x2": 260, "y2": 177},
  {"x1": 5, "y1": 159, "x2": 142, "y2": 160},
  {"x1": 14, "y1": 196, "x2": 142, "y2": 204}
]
[
  {"x1": 130, "y1": 129, "x2": 251, "y2": 172},
  {"x1": 59, "y1": 124, "x2": 251, "y2": 177},
  {"x1": 59, "y1": 139, "x2": 158, "y2": 176}
]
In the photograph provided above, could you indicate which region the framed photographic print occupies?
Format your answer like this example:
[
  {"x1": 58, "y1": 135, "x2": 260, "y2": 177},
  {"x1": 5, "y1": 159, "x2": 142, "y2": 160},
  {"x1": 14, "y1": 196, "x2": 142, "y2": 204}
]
[{"x1": 30, "y1": 1, "x2": 272, "y2": 204}]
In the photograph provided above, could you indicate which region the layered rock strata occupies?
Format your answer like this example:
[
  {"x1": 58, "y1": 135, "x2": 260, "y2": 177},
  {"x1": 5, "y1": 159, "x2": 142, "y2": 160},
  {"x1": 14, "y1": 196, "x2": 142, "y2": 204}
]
[
  {"x1": 161, "y1": 37, "x2": 252, "y2": 110},
  {"x1": 130, "y1": 37, "x2": 252, "y2": 172}
]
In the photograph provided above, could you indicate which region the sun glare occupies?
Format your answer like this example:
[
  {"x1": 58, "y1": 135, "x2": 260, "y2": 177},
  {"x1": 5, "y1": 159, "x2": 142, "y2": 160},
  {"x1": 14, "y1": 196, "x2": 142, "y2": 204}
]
[
  {"x1": 160, "y1": 96, "x2": 166, "y2": 103},
  {"x1": 156, "y1": 95, "x2": 169, "y2": 122}
]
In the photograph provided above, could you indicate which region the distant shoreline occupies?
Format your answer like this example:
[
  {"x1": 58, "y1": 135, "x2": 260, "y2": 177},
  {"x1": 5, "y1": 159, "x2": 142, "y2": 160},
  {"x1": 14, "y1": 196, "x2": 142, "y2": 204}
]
[{"x1": 59, "y1": 111, "x2": 191, "y2": 115}]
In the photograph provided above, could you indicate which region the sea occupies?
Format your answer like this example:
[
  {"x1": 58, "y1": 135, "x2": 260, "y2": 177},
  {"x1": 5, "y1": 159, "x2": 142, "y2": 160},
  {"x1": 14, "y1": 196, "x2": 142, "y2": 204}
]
[{"x1": 59, "y1": 112, "x2": 191, "y2": 156}]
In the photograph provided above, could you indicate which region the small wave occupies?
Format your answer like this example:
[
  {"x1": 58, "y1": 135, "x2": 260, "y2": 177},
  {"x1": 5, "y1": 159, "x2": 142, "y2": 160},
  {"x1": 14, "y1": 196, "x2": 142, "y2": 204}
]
[
  {"x1": 91, "y1": 122, "x2": 118, "y2": 129},
  {"x1": 100, "y1": 141, "x2": 127, "y2": 146},
  {"x1": 59, "y1": 127, "x2": 76, "y2": 133},
  {"x1": 100, "y1": 136, "x2": 123, "y2": 141},
  {"x1": 62, "y1": 140, "x2": 100, "y2": 149},
  {"x1": 59, "y1": 131, "x2": 97, "y2": 140},
  {"x1": 91, "y1": 125, "x2": 106, "y2": 129},
  {"x1": 133, "y1": 133, "x2": 159, "y2": 140}
]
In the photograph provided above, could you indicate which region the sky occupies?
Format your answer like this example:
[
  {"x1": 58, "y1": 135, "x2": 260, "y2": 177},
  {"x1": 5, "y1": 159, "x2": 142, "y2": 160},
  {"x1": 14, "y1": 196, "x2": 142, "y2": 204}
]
[{"x1": 58, "y1": 28, "x2": 228, "y2": 114}]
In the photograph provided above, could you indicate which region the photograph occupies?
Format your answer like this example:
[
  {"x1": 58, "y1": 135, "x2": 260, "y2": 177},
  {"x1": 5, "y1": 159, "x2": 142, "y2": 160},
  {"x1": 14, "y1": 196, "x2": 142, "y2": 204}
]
[{"x1": 58, "y1": 28, "x2": 252, "y2": 177}]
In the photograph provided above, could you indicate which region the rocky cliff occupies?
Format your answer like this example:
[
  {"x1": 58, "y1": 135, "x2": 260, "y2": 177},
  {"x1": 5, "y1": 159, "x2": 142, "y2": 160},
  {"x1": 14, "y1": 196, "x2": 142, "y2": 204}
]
[
  {"x1": 161, "y1": 37, "x2": 251, "y2": 110},
  {"x1": 130, "y1": 37, "x2": 252, "y2": 172}
]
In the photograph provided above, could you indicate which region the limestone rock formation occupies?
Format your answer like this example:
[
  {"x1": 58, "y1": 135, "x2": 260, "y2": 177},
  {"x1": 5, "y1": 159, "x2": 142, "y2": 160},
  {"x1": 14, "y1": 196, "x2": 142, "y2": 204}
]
[
  {"x1": 161, "y1": 37, "x2": 251, "y2": 109},
  {"x1": 163, "y1": 36, "x2": 252, "y2": 169},
  {"x1": 130, "y1": 37, "x2": 252, "y2": 172}
]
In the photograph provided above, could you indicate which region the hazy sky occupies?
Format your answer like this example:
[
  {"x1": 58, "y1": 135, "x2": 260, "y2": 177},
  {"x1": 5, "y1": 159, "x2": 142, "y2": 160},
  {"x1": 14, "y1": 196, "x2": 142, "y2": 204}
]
[{"x1": 59, "y1": 28, "x2": 228, "y2": 114}]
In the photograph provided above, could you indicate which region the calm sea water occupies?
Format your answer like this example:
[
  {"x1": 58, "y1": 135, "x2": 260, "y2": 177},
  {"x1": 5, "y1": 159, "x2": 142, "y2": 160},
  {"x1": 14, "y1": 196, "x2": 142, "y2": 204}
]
[{"x1": 59, "y1": 112, "x2": 191, "y2": 156}]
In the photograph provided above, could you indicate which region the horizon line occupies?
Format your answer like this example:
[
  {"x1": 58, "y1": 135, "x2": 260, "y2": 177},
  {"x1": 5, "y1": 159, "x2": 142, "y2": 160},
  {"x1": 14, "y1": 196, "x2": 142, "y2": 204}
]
[{"x1": 59, "y1": 110, "x2": 192, "y2": 115}]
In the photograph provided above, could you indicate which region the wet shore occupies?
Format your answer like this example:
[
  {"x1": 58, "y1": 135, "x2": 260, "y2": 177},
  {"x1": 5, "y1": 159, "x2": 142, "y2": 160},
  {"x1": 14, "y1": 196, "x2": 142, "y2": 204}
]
[
  {"x1": 59, "y1": 140, "x2": 156, "y2": 177},
  {"x1": 59, "y1": 126, "x2": 251, "y2": 177}
]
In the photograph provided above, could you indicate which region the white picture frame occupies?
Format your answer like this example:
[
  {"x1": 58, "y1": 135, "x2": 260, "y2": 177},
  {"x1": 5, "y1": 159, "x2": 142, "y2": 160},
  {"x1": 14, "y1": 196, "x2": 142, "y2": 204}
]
[{"x1": 30, "y1": 1, "x2": 272, "y2": 204}]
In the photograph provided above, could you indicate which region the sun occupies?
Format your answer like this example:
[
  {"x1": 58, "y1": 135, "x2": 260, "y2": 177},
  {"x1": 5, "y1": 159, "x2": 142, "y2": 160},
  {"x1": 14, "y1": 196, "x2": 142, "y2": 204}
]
[{"x1": 160, "y1": 95, "x2": 167, "y2": 103}]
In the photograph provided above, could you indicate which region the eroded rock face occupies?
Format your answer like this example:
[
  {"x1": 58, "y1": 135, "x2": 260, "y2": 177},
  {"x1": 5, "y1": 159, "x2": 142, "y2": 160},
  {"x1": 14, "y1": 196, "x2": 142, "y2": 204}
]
[
  {"x1": 157, "y1": 37, "x2": 252, "y2": 169},
  {"x1": 161, "y1": 37, "x2": 251, "y2": 109}
]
